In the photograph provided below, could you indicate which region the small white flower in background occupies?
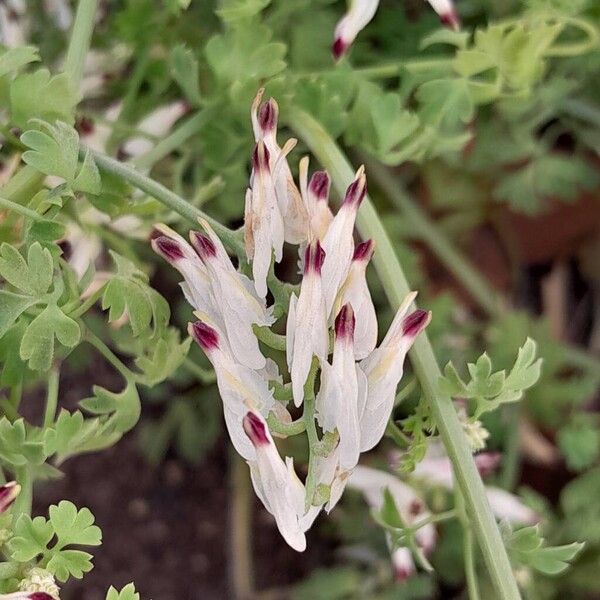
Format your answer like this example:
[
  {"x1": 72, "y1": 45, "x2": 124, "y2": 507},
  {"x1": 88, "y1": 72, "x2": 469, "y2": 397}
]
[
  {"x1": 0, "y1": 481, "x2": 20, "y2": 513},
  {"x1": 153, "y1": 92, "x2": 431, "y2": 552},
  {"x1": 43, "y1": 0, "x2": 72, "y2": 30},
  {"x1": 332, "y1": 0, "x2": 460, "y2": 60},
  {"x1": 17, "y1": 568, "x2": 60, "y2": 600},
  {"x1": 391, "y1": 547, "x2": 416, "y2": 582}
]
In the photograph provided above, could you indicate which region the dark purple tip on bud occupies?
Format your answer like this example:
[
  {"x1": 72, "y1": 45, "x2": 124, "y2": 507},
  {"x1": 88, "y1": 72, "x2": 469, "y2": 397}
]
[
  {"x1": 408, "y1": 499, "x2": 423, "y2": 517},
  {"x1": 353, "y1": 239, "x2": 374, "y2": 262},
  {"x1": 334, "y1": 304, "x2": 355, "y2": 342},
  {"x1": 76, "y1": 116, "x2": 94, "y2": 136},
  {"x1": 332, "y1": 38, "x2": 347, "y2": 61},
  {"x1": 303, "y1": 241, "x2": 326, "y2": 275},
  {"x1": 474, "y1": 452, "x2": 501, "y2": 478},
  {"x1": 29, "y1": 594, "x2": 55, "y2": 600},
  {"x1": 402, "y1": 309, "x2": 431, "y2": 338},
  {"x1": 394, "y1": 566, "x2": 412, "y2": 583},
  {"x1": 258, "y1": 99, "x2": 277, "y2": 132},
  {"x1": 342, "y1": 175, "x2": 367, "y2": 208},
  {"x1": 252, "y1": 142, "x2": 270, "y2": 173},
  {"x1": 153, "y1": 236, "x2": 184, "y2": 262},
  {"x1": 440, "y1": 9, "x2": 460, "y2": 31},
  {"x1": 309, "y1": 171, "x2": 330, "y2": 201},
  {"x1": 190, "y1": 231, "x2": 217, "y2": 260},
  {"x1": 243, "y1": 411, "x2": 270, "y2": 447},
  {"x1": 189, "y1": 321, "x2": 219, "y2": 351}
]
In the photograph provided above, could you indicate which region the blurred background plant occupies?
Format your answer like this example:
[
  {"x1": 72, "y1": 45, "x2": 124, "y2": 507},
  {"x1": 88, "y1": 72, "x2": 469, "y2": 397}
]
[{"x1": 0, "y1": 0, "x2": 598, "y2": 598}]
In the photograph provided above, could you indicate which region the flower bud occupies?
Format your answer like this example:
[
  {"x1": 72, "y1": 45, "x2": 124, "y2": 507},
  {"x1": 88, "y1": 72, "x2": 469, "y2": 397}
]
[{"x1": 0, "y1": 481, "x2": 20, "y2": 513}]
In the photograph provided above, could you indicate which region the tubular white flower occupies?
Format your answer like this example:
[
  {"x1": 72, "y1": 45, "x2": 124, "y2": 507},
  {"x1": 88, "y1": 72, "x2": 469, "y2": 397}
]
[
  {"x1": 251, "y1": 90, "x2": 308, "y2": 245},
  {"x1": 332, "y1": 0, "x2": 379, "y2": 60},
  {"x1": 0, "y1": 481, "x2": 20, "y2": 514},
  {"x1": 243, "y1": 410, "x2": 308, "y2": 551},
  {"x1": 316, "y1": 304, "x2": 365, "y2": 470},
  {"x1": 391, "y1": 547, "x2": 416, "y2": 582},
  {"x1": 333, "y1": 239, "x2": 377, "y2": 360},
  {"x1": 427, "y1": 0, "x2": 460, "y2": 31},
  {"x1": 321, "y1": 167, "x2": 367, "y2": 316},
  {"x1": 299, "y1": 157, "x2": 333, "y2": 242},
  {"x1": 358, "y1": 295, "x2": 431, "y2": 452},
  {"x1": 349, "y1": 465, "x2": 437, "y2": 555},
  {"x1": 245, "y1": 140, "x2": 285, "y2": 298},
  {"x1": 287, "y1": 241, "x2": 329, "y2": 407},
  {"x1": 189, "y1": 322, "x2": 274, "y2": 461}
]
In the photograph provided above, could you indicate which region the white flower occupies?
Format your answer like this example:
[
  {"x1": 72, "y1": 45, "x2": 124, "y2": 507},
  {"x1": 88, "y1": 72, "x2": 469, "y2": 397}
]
[
  {"x1": 251, "y1": 90, "x2": 308, "y2": 246},
  {"x1": 359, "y1": 295, "x2": 431, "y2": 452},
  {"x1": 0, "y1": 482, "x2": 20, "y2": 514},
  {"x1": 243, "y1": 409, "x2": 310, "y2": 551},
  {"x1": 316, "y1": 304, "x2": 367, "y2": 470},
  {"x1": 321, "y1": 167, "x2": 367, "y2": 316},
  {"x1": 313, "y1": 446, "x2": 352, "y2": 513},
  {"x1": 43, "y1": 0, "x2": 72, "y2": 30},
  {"x1": 391, "y1": 547, "x2": 416, "y2": 582},
  {"x1": 0, "y1": 594, "x2": 56, "y2": 600},
  {"x1": 299, "y1": 157, "x2": 333, "y2": 243},
  {"x1": 332, "y1": 239, "x2": 377, "y2": 360},
  {"x1": 244, "y1": 140, "x2": 285, "y2": 298},
  {"x1": 332, "y1": 0, "x2": 460, "y2": 60},
  {"x1": 287, "y1": 240, "x2": 329, "y2": 407},
  {"x1": 189, "y1": 321, "x2": 274, "y2": 461}
]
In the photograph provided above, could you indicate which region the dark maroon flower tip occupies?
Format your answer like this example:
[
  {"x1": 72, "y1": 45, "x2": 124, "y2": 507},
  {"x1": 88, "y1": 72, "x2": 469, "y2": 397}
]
[
  {"x1": 153, "y1": 236, "x2": 184, "y2": 261},
  {"x1": 440, "y1": 9, "x2": 460, "y2": 31},
  {"x1": 332, "y1": 38, "x2": 347, "y2": 61},
  {"x1": 393, "y1": 565, "x2": 412, "y2": 583},
  {"x1": 408, "y1": 499, "x2": 423, "y2": 517},
  {"x1": 342, "y1": 176, "x2": 367, "y2": 208},
  {"x1": 353, "y1": 239, "x2": 374, "y2": 262},
  {"x1": 303, "y1": 241, "x2": 326, "y2": 275},
  {"x1": 116, "y1": 145, "x2": 131, "y2": 162},
  {"x1": 190, "y1": 321, "x2": 219, "y2": 351},
  {"x1": 76, "y1": 116, "x2": 95, "y2": 136},
  {"x1": 258, "y1": 99, "x2": 278, "y2": 132},
  {"x1": 334, "y1": 304, "x2": 355, "y2": 341},
  {"x1": 190, "y1": 231, "x2": 216, "y2": 260},
  {"x1": 243, "y1": 412, "x2": 270, "y2": 447},
  {"x1": 29, "y1": 594, "x2": 55, "y2": 600},
  {"x1": 474, "y1": 452, "x2": 502, "y2": 478},
  {"x1": 402, "y1": 309, "x2": 431, "y2": 338},
  {"x1": 252, "y1": 142, "x2": 270, "y2": 173},
  {"x1": 309, "y1": 171, "x2": 330, "y2": 201}
]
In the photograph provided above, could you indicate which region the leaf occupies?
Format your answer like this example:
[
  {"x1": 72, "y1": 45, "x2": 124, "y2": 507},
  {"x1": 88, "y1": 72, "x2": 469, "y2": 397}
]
[
  {"x1": 0, "y1": 418, "x2": 46, "y2": 467},
  {"x1": 44, "y1": 410, "x2": 103, "y2": 459},
  {"x1": 102, "y1": 251, "x2": 169, "y2": 337},
  {"x1": 558, "y1": 421, "x2": 600, "y2": 471},
  {"x1": 420, "y1": 28, "x2": 470, "y2": 50},
  {"x1": 47, "y1": 549, "x2": 94, "y2": 582},
  {"x1": 169, "y1": 44, "x2": 201, "y2": 106},
  {"x1": 10, "y1": 69, "x2": 78, "y2": 129},
  {"x1": 49, "y1": 501, "x2": 102, "y2": 547},
  {"x1": 21, "y1": 121, "x2": 101, "y2": 194},
  {"x1": 0, "y1": 242, "x2": 54, "y2": 296},
  {"x1": 106, "y1": 583, "x2": 140, "y2": 600},
  {"x1": 80, "y1": 381, "x2": 141, "y2": 434},
  {"x1": 8, "y1": 514, "x2": 54, "y2": 562},
  {"x1": 20, "y1": 303, "x2": 81, "y2": 371},
  {"x1": 0, "y1": 290, "x2": 39, "y2": 338},
  {"x1": 417, "y1": 78, "x2": 474, "y2": 132},
  {"x1": 0, "y1": 45, "x2": 40, "y2": 77},
  {"x1": 134, "y1": 328, "x2": 191, "y2": 386},
  {"x1": 216, "y1": 0, "x2": 271, "y2": 22},
  {"x1": 0, "y1": 320, "x2": 30, "y2": 385}
]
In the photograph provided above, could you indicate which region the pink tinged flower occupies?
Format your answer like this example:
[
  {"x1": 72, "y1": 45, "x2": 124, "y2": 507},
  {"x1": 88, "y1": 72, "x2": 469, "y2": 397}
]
[
  {"x1": 321, "y1": 167, "x2": 367, "y2": 317},
  {"x1": 475, "y1": 451, "x2": 502, "y2": 478},
  {"x1": 349, "y1": 466, "x2": 437, "y2": 556},
  {"x1": 299, "y1": 157, "x2": 334, "y2": 242},
  {"x1": 316, "y1": 305, "x2": 366, "y2": 470},
  {"x1": 287, "y1": 241, "x2": 329, "y2": 407},
  {"x1": 189, "y1": 322, "x2": 274, "y2": 461},
  {"x1": 333, "y1": 239, "x2": 377, "y2": 360},
  {"x1": 0, "y1": 594, "x2": 56, "y2": 600},
  {"x1": 245, "y1": 140, "x2": 285, "y2": 298},
  {"x1": 190, "y1": 219, "x2": 274, "y2": 370},
  {"x1": 243, "y1": 410, "x2": 308, "y2": 552},
  {"x1": 332, "y1": 0, "x2": 379, "y2": 60},
  {"x1": 358, "y1": 294, "x2": 431, "y2": 453},
  {"x1": 427, "y1": 0, "x2": 460, "y2": 31},
  {"x1": 392, "y1": 547, "x2": 416, "y2": 582},
  {"x1": 251, "y1": 90, "x2": 308, "y2": 246},
  {"x1": 0, "y1": 481, "x2": 20, "y2": 513},
  {"x1": 485, "y1": 487, "x2": 539, "y2": 525}
]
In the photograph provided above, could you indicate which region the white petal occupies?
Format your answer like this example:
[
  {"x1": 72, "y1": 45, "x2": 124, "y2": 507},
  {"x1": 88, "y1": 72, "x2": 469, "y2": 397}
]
[
  {"x1": 485, "y1": 487, "x2": 538, "y2": 525},
  {"x1": 333, "y1": 0, "x2": 380, "y2": 59}
]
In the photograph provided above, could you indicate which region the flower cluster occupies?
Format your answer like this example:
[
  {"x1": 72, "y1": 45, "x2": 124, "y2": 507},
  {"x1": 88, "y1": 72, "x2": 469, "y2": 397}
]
[
  {"x1": 332, "y1": 0, "x2": 460, "y2": 60},
  {"x1": 152, "y1": 91, "x2": 430, "y2": 551}
]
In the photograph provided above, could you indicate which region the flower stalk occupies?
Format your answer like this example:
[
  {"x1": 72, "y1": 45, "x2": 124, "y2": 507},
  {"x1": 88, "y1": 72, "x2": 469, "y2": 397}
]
[{"x1": 287, "y1": 106, "x2": 522, "y2": 600}]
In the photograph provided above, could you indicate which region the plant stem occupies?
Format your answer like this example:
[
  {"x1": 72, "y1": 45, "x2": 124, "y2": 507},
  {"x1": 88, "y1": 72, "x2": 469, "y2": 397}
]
[
  {"x1": 13, "y1": 466, "x2": 32, "y2": 518},
  {"x1": 182, "y1": 357, "x2": 216, "y2": 384},
  {"x1": 0, "y1": 167, "x2": 44, "y2": 203},
  {"x1": 0, "y1": 195, "x2": 52, "y2": 223},
  {"x1": 253, "y1": 324, "x2": 287, "y2": 352},
  {"x1": 86, "y1": 148, "x2": 245, "y2": 255},
  {"x1": 267, "y1": 414, "x2": 306, "y2": 436},
  {"x1": 229, "y1": 450, "x2": 254, "y2": 600},
  {"x1": 411, "y1": 508, "x2": 457, "y2": 530},
  {"x1": 84, "y1": 327, "x2": 137, "y2": 382},
  {"x1": 64, "y1": 0, "x2": 99, "y2": 89},
  {"x1": 288, "y1": 107, "x2": 521, "y2": 600},
  {"x1": 302, "y1": 359, "x2": 321, "y2": 511},
  {"x1": 67, "y1": 285, "x2": 106, "y2": 319},
  {"x1": 43, "y1": 367, "x2": 60, "y2": 428}
]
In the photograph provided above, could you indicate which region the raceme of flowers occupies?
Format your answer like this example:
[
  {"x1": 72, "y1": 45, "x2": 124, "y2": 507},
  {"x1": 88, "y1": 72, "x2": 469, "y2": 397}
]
[
  {"x1": 152, "y1": 90, "x2": 431, "y2": 552},
  {"x1": 332, "y1": 0, "x2": 460, "y2": 60}
]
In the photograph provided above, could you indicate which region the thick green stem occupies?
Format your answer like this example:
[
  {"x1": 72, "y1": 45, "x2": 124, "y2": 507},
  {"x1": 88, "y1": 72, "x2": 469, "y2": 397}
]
[
  {"x1": 13, "y1": 466, "x2": 32, "y2": 518},
  {"x1": 0, "y1": 167, "x2": 44, "y2": 203},
  {"x1": 64, "y1": 0, "x2": 99, "y2": 89},
  {"x1": 288, "y1": 107, "x2": 521, "y2": 600},
  {"x1": 0, "y1": 196, "x2": 52, "y2": 223},
  {"x1": 43, "y1": 367, "x2": 60, "y2": 428},
  {"x1": 84, "y1": 328, "x2": 137, "y2": 382},
  {"x1": 86, "y1": 148, "x2": 245, "y2": 255}
]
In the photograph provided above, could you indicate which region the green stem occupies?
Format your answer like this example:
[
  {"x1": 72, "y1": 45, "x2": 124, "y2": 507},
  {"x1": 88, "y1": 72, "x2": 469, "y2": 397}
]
[
  {"x1": 270, "y1": 380, "x2": 293, "y2": 402},
  {"x1": 0, "y1": 195, "x2": 51, "y2": 223},
  {"x1": 84, "y1": 328, "x2": 137, "y2": 382},
  {"x1": 86, "y1": 148, "x2": 245, "y2": 255},
  {"x1": 288, "y1": 107, "x2": 521, "y2": 600},
  {"x1": 253, "y1": 325, "x2": 287, "y2": 352},
  {"x1": 0, "y1": 167, "x2": 44, "y2": 203},
  {"x1": 64, "y1": 0, "x2": 99, "y2": 89},
  {"x1": 411, "y1": 509, "x2": 457, "y2": 531},
  {"x1": 43, "y1": 367, "x2": 60, "y2": 428},
  {"x1": 67, "y1": 285, "x2": 106, "y2": 319},
  {"x1": 267, "y1": 414, "x2": 306, "y2": 436},
  {"x1": 182, "y1": 356, "x2": 217, "y2": 384},
  {"x1": 302, "y1": 359, "x2": 321, "y2": 511},
  {"x1": 385, "y1": 419, "x2": 410, "y2": 448}
]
